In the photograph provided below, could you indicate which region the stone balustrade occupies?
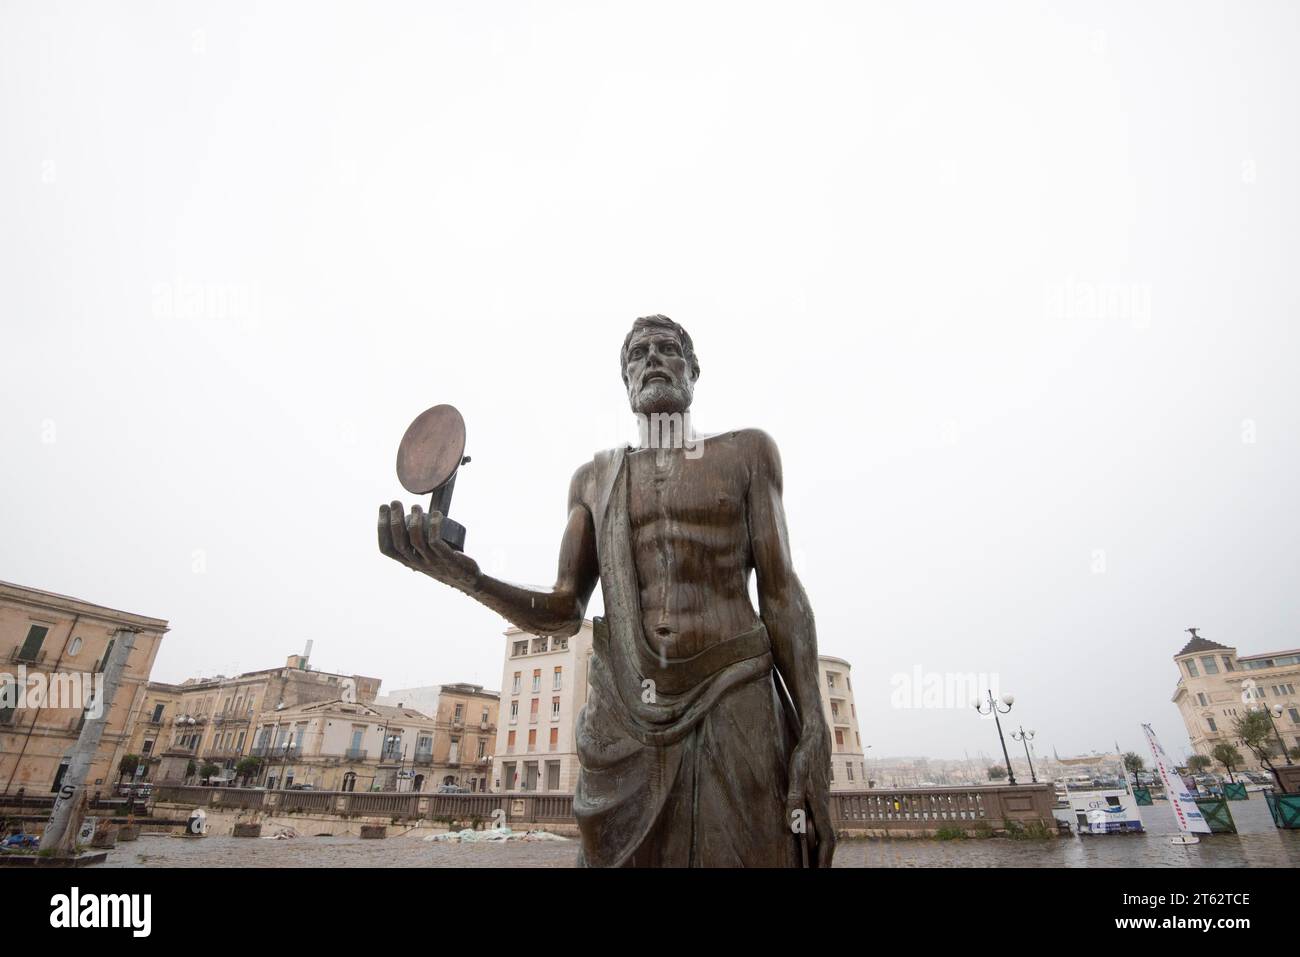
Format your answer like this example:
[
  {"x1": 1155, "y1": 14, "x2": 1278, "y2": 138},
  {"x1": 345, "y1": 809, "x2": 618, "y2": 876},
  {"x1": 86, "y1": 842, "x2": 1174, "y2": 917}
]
[{"x1": 147, "y1": 782, "x2": 1058, "y2": 834}]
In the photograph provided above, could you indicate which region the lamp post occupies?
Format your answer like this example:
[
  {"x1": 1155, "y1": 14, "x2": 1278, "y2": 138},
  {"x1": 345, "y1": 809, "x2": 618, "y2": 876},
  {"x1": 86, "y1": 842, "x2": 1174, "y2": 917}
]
[
  {"x1": 1262, "y1": 704, "x2": 1295, "y2": 766},
  {"x1": 972, "y1": 689, "x2": 1017, "y2": 785},
  {"x1": 278, "y1": 734, "x2": 295, "y2": 789},
  {"x1": 1010, "y1": 726, "x2": 1037, "y2": 783}
]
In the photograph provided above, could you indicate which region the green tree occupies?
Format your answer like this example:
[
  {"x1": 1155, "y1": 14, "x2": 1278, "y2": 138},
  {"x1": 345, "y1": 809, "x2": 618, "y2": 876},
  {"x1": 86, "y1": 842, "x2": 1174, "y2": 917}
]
[
  {"x1": 1187, "y1": 754, "x2": 1212, "y2": 774},
  {"x1": 1211, "y1": 743, "x2": 1243, "y2": 783},
  {"x1": 987, "y1": 765, "x2": 1007, "y2": 781},
  {"x1": 1123, "y1": 752, "x2": 1145, "y2": 789},
  {"x1": 1232, "y1": 710, "x2": 1288, "y2": 793},
  {"x1": 116, "y1": 753, "x2": 141, "y2": 784},
  {"x1": 235, "y1": 756, "x2": 263, "y2": 786},
  {"x1": 199, "y1": 762, "x2": 220, "y2": 783}
]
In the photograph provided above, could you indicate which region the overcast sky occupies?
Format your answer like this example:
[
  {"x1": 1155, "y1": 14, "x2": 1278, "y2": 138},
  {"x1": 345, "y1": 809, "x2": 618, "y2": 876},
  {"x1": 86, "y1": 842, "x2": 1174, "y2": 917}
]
[{"x1": 3, "y1": 1, "x2": 1297, "y2": 762}]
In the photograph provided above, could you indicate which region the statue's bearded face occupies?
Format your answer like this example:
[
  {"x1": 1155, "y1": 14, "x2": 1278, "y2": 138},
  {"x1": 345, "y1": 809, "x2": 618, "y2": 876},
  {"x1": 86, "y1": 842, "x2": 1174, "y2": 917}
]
[{"x1": 623, "y1": 327, "x2": 695, "y2": 415}]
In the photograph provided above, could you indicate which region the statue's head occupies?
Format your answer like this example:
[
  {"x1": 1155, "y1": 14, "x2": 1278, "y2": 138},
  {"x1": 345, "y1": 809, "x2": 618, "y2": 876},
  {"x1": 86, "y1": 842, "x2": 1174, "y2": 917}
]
[{"x1": 620, "y1": 315, "x2": 699, "y2": 415}]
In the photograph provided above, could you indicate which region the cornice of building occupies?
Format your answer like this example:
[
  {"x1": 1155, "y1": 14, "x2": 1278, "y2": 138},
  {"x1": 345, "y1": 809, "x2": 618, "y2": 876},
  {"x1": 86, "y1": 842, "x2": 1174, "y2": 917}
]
[{"x1": 0, "y1": 580, "x2": 169, "y2": 632}]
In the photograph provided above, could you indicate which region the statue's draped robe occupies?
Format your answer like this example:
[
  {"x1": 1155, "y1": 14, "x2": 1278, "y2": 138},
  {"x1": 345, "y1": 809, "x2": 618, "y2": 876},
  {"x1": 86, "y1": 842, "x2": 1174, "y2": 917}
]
[{"x1": 572, "y1": 446, "x2": 807, "y2": 867}]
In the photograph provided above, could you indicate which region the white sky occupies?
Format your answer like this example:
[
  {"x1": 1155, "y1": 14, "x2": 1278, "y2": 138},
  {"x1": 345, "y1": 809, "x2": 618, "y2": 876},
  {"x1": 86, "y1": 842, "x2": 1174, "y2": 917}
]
[{"x1": 2, "y1": 1, "x2": 1297, "y2": 762}]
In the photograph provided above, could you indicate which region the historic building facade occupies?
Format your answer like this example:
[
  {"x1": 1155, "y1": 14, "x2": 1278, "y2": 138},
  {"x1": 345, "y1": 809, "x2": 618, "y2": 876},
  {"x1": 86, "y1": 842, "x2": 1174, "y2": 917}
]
[
  {"x1": 0, "y1": 581, "x2": 168, "y2": 796},
  {"x1": 1172, "y1": 632, "x2": 1300, "y2": 767}
]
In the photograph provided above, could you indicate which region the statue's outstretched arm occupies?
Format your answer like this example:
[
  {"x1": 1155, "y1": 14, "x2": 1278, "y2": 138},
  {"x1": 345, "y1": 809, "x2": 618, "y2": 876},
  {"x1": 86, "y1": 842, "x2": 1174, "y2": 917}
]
[{"x1": 378, "y1": 462, "x2": 599, "y2": 637}]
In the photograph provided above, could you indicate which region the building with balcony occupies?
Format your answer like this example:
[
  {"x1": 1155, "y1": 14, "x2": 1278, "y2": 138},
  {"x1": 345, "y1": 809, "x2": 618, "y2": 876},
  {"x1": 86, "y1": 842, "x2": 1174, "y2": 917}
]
[
  {"x1": 122, "y1": 651, "x2": 380, "y2": 784},
  {"x1": 492, "y1": 621, "x2": 594, "y2": 794},
  {"x1": 820, "y1": 655, "x2": 868, "y2": 790},
  {"x1": 375, "y1": 683, "x2": 500, "y2": 792},
  {"x1": 245, "y1": 699, "x2": 441, "y2": 791},
  {"x1": 0, "y1": 580, "x2": 168, "y2": 796},
  {"x1": 1172, "y1": 632, "x2": 1300, "y2": 768}
]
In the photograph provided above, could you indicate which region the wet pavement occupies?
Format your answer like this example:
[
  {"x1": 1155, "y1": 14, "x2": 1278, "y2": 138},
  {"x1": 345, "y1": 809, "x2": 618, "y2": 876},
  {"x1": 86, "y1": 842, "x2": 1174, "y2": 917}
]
[{"x1": 97, "y1": 796, "x2": 1299, "y2": 868}]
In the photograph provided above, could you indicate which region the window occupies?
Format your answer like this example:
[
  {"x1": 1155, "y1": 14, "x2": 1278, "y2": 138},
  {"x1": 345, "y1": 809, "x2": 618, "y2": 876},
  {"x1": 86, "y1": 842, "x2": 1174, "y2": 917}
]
[
  {"x1": 511, "y1": 672, "x2": 521, "y2": 694},
  {"x1": 151, "y1": 703, "x2": 165, "y2": 723},
  {"x1": 553, "y1": 667, "x2": 563, "y2": 691},
  {"x1": 1185, "y1": 660, "x2": 1198, "y2": 678},
  {"x1": 17, "y1": 624, "x2": 48, "y2": 662},
  {"x1": 846, "y1": 762, "x2": 854, "y2": 781},
  {"x1": 826, "y1": 673, "x2": 837, "y2": 689},
  {"x1": 831, "y1": 702, "x2": 840, "y2": 719},
  {"x1": 141, "y1": 739, "x2": 153, "y2": 755},
  {"x1": 549, "y1": 727, "x2": 558, "y2": 752},
  {"x1": 1207, "y1": 718, "x2": 1218, "y2": 732},
  {"x1": 477, "y1": 738, "x2": 486, "y2": 758},
  {"x1": 509, "y1": 701, "x2": 518, "y2": 723},
  {"x1": 553, "y1": 636, "x2": 568, "y2": 651},
  {"x1": 1289, "y1": 708, "x2": 1299, "y2": 724},
  {"x1": 0, "y1": 674, "x2": 16, "y2": 725},
  {"x1": 1222, "y1": 656, "x2": 1235, "y2": 672},
  {"x1": 551, "y1": 697, "x2": 561, "y2": 720},
  {"x1": 453, "y1": 703, "x2": 463, "y2": 723},
  {"x1": 532, "y1": 670, "x2": 541, "y2": 693},
  {"x1": 530, "y1": 698, "x2": 539, "y2": 723},
  {"x1": 1200, "y1": 656, "x2": 1219, "y2": 675},
  {"x1": 834, "y1": 729, "x2": 844, "y2": 748},
  {"x1": 1197, "y1": 693, "x2": 1208, "y2": 706},
  {"x1": 67, "y1": 636, "x2": 82, "y2": 656},
  {"x1": 531, "y1": 638, "x2": 547, "y2": 654},
  {"x1": 527, "y1": 729, "x2": 536, "y2": 751},
  {"x1": 481, "y1": 708, "x2": 490, "y2": 727},
  {"x1": 513, "y1": 641, "x2": 527, "y2": 657},
  {"x1": 546, "y1": 761, "x2": 560, "y2": 791},
  {"x1": 507, "y1": 730, "x2": 516, "y2": 754}
]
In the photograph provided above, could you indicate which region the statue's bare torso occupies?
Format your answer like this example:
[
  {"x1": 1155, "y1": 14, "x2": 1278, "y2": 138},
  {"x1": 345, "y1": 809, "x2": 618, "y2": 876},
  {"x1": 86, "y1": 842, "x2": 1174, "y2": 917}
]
[{"x1": 622, "y1": 432, "x2": 763, "y2": 659}]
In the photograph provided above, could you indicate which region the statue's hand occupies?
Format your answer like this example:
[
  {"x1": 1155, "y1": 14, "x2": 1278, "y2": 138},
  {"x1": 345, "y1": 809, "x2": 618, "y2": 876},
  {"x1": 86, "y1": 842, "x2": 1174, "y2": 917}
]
[
  {"x1": 786, "y1": 718, "x2": 836, "y2": 867},
  {"x1": 378, "y1": 501, "x2": 481, "y2": 592}
]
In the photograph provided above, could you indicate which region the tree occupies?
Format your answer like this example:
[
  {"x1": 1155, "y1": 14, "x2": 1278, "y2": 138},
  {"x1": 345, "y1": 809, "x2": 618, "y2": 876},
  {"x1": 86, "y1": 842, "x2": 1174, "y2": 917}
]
[
  {"x1": 199, "y1": 762, "x2": 220, "y2": 784},
  {"x1": 235, "y1": 756, "x2": 263, "y2": 786},
  {"x1": 987, "y1": 765, "x2": 1007, "y2": 781},
  {"x1": 1211, "y1": 743, "x2": 1243, "y2": 783},
  {"x1": 1232, "y1": 710, "x2": 1289, "y2": 793},
  {"x1": 117, "y1": 753, "x2": 141, "y2": 784},
  {"x1": 1122, "y1": 752, "x2": 1145, "y2": 789},
  {"x1": 1187, "y1": 755, "x2": 1212, "y2": 774},
  {"x1": 185, "y1": 759, "x2": 197, "y2": 781}
]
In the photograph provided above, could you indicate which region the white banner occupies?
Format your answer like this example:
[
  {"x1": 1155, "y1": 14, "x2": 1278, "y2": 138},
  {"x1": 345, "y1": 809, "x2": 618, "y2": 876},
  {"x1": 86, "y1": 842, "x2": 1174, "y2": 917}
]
[{"x1": 1142, "y1": 723, "x2": 1210, "y2": 834}]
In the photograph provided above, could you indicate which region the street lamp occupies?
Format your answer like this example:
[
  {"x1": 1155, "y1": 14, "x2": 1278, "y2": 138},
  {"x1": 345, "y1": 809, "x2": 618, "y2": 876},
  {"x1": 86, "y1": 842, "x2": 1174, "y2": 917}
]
[
  {"x1": 1010, "y1": 726, "x2": 1037, "y2": 783},
  {"x1": 972, "y1": 690, "x2": 1017, "y2": 785},
  {"x1": 278, "y1": 735, "x2": 296, "y2": 789},
  {"x1": 1261, "y1": 704, "x2": 1295, "y2": 766}
]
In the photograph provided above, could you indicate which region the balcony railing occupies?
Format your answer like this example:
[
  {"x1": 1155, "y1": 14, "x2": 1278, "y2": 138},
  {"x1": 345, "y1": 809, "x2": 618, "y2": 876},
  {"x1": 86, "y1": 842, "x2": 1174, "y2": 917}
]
[
  {"x1": 345, "y1": 748, "x2": 367, "y2": 761},
  {"x1": 413, "y1": 753, "x2": 434, "y2": 766},
  {"x1": 10, "y1": 648, "x2": 47, "y2": 665}
]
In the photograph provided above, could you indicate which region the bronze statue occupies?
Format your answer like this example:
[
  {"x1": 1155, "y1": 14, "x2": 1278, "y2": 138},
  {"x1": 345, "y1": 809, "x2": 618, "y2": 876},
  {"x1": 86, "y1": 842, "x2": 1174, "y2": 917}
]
[{"x1": 378, "y1": 315, "x2": 834, "y2": 867}]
